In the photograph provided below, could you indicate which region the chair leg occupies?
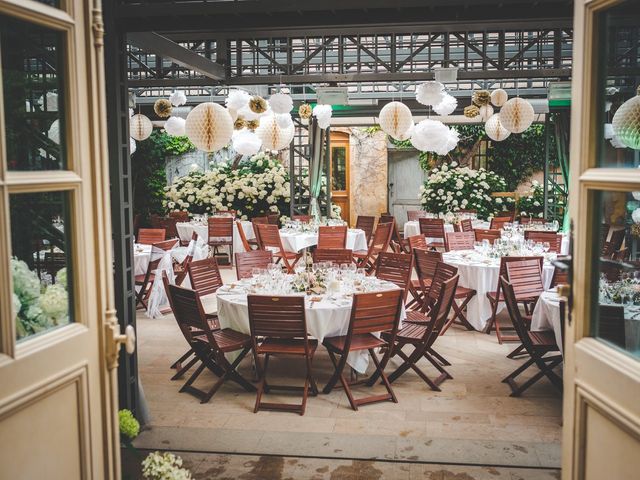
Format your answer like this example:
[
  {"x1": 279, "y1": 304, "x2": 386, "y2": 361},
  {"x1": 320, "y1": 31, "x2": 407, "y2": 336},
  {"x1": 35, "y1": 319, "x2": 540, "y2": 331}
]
[
  {"x1": 171, "y1": 348, "x2": 195, "y2": 370},
  {"x1": 428, "y1": 348, "x2": 451, "y2": 366},
  {"x1": 323, "y1": 349, "x2": 348, "y2": 394},
  {"x1": 390, "y1": 348, "x2": 443, "y2": 391},
  {"x1": 506, "y1": 343, "x2": 528, "y2": 359},
  {"x1": 171, "y1": 355, "x2": 200, "y2": 381}
]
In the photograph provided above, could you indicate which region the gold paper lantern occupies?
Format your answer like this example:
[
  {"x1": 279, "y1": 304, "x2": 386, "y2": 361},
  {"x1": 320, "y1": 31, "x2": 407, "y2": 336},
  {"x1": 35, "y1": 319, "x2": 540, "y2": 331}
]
[
  {"x1": 472, "y1": 90, "x2": 491, "y2": 106},
  {"x1": 464, "y1": 105, "x2": 480, "y2": 119},
  {"x1": 249, "y1": 96, "x2": 268, "y2": 114},
  {"x1": 490, "y1": 88, "x2": 508, "y2": 107},
  {"x1": 184, "y1": 102, "x2": 234, "y2": 152},
  {"x1": 485, "y1": 113, "x2": 511, "y2": 141},
  {"x1": 298, "y1": 103, "x2": 312, "y2": 120},
  {"x1": 479, "y1": 104, "x2": 494, "y2": 122},
  {"x1": 154, "y1": 98, "x2": 173, "y2": 118},
  {"x1": 499, "y1": 97, "x2": 535, "y2": 134},
  {"x1": 129, "y1": 114, "x2": 153, "y2": 141},
  {"x1": 612, "y1": 88, "x2": 640, "y2": 150},
  {"x1": 255, "y1": 115, "x2": 293, "y2": 151},
  {"x1": 378, "y1": 101, "x2": 413, "y2": 139}
]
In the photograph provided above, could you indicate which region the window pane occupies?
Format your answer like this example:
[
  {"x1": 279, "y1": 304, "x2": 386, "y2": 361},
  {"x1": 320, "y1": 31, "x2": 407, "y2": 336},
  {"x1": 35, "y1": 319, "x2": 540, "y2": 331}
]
[
  {"x1": 592, "y1": 190, "x2": 640, "y2": 358},
  {"x1": 10, "y1": 191, "x2": 73, "y2": 341},
  {"x1": 33, "y1": 0, "x2": 61, "y2": 7},
  {"x1": 1, "y1": 15, "x2": 66, "y2": 170},
  {"x1": 331, "y1": 146, "x2": 346, "y2": 191},
  {"x1": 596, "y1": 1, "x2": 640, "y2": 167}
]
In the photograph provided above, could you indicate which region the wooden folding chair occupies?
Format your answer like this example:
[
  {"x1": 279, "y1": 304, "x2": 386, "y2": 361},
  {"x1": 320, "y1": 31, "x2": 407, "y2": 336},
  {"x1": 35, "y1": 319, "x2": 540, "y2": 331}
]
[
  {"x1": 407, "y1": 248, "x2": 441, "y2": 310},
  {"x1": 165, "y1": 282, "x2": 255, "y2": 403},
  {"x1": 188, "y1": 257, "x2": 224, "y2": 297},
  {"x1": 137, "y1": 228, "x2": 166, "y2": 245},
  {"x1": 235, "y1": 250, "x2": 274, "y2": 280},
  {"x1": 375, "y1": 252, "x2": 413, "y2": 303},
  {"x1": 524, "y1": 231, "x2": 562, "y2": 253},
  {"x1": 248, "y1": 295, "x2": 318, "y2": 415},
  {"x1": 267, "y1": 213, "x2": 280, "y2": 225},
  {"x1": 474, "y1": 229, "x2": 501, "y2": 244},
  {"x1": 490, "y1": 216, "x2": 511, "y2": 230},
  {"x1": 207, "y1": 216, "x2": 234, "y2": 266},
  {"x1": 168, "y1": 211, "x2": 189, "y2": 222},
  {"x1": 445, "y1": 231, "x2": 475, "y2": 251},
  {"x1": 550, "y1": 257, "x2": 569, "y2": 288},
  {"x1": 407, "y1": 210, "x2": 427, "y2": 222},
  {"x1": 608, "y1": 228, "x2": 626, "y2": 252},
  {"x1": 418, "y1": 218, "x2": 447, "y2": 250},
  {"x1": 355, "y1": 215, "x2": 376, "y2": 244},
  {"x1": 313, "y1": 248, "x2": 353, "y2": 265},
  {"x1": 256, "y1": 223, "x2": 301, "y2": 273},
  {"x1": 135, "y1": 239, "x2": 178, "y2": 309},
  {"x1": 353, "y1": 221, "x2": 393, "y2": 273},
  {"x1": 383, "y1": 275, "x2": 459, "y2": 391},
  {"x1": 381, "y1": 216, "x2": 410, "y2": 254},
  {"x1": 322, "y1": 289, "x2": 404, "y2": 410},
  {"x1": 459, "y1": 218, "x2": 473, "y2": 232},
  {"x1": 173, "y1": 232, "x2": 197, "y2": 285},
  {"x1": 407, "y1": 234, "x2": 427, "y2": 252},
  {"x1": 236, "y1": 220, "x2": 257, "y2": 252},
  {"x1": 251, "y1": 216, "x2": 269, "y2": 249},
  {"x1": 500, "y1": 278, "x2": 562, "y2": 397},
  {"x1": 317, "y1": 225, "x2": 347, "y2": 249}
]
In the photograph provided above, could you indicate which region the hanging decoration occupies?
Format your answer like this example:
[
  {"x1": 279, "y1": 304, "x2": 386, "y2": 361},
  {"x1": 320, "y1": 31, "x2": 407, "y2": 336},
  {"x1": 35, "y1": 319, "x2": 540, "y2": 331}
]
[
  {"x1": 234, "y1": 117, "x2": 247, "y2": 130},
  {"x1": 313, "y1": 104, "x2": 332, "y2": 129},
  {"x1": 433, "y1": 94, "x2": 458, "y2": 116},
  {"x1": 276, "y1": 113, "x2": 293, "y2": 129},
  {"x1": 154, "y1": 99, "x2": 173, "y2": 118},
  {"x1": 410, "y1": 119, "x2": 458, "y2": 155},
  {"x1": 298, "y1": 103, "x2": 312, "y2": 120},
  {"x1": 226, "y1": 90, "x2": 250, "y2": 111},
  {"x1": 164, "y1": 116, "x2": 186, "y2": 137},
  {"x1": 416, "y1": 81, "x2": 445, "y2": 107},
  {"x1": 184, "y1": 102, "x2": 233, "y2": 152},
  {"x1": 269, "y1": 92, "x2": 294, "y2": 114},
  {"x1": 169, "y1": 91, "x2": 187, "y2": 107},
  {"x1": 485, "y1": 113, "x2": 511, "y2": 141},
  {"x1": 249, "y1": 95, "x2": 268, "y2": 114},
  {"x1": 472, "y1": 90, "x2": 491, "y2": 107},
  {"x1": 130, "y1": 113, "x2": 153, "y2": 141},
  {"x1": 490, "y1": 89, "x2": 508, "y2": 107},
  {"x1": 463, "y1": 105, "x2": 480, "y2": 119},
  {"x1": 130, "y1": 137, "x2": 137, "y2": 155},
  {"x1": 478, "y1": 104, "x2": 494, "y2": 122},
  {"x1": 499, "y1": 97, "x2": 535, "y2": 133},
  {"x1": 226, "y1": 107, "x2": 239, "y2": 122},
  {"x1": 378, "y1": 101, "x2": 413, "y2": 139},
  {"x1": 247, "y1": 119, "x2": 260, "y2": 131},
  {"x1": 255, "y1": 114, "x2": 294, "y2": 151},
  {"x1": 612, "y1": 86, "x2": 640, "y2": 150},
  {"x1": 232, "y1": 129, "x2": 262, "y2": 156},
  {"x1": 395, "y1": 123, "x2": 414, "y2": 141}
]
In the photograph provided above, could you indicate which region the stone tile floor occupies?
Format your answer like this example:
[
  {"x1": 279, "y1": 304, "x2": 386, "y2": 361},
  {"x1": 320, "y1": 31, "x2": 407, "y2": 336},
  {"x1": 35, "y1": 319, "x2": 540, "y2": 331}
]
[{"x1": 134, "y1": 268, "x2": 562, "y2": 469}]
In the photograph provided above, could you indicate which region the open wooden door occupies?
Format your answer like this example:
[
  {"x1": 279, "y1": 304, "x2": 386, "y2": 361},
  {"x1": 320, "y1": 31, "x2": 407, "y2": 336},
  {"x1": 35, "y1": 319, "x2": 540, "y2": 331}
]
[
  {"x1": 330, "y1": 131, "x2": 350, "y2": 224},
  {"x1": 0, "y1": 0, "x2": 125, "y2": 478},
  {"x1": 564, "y1": 1, "x2": 640, "y2": 478}
]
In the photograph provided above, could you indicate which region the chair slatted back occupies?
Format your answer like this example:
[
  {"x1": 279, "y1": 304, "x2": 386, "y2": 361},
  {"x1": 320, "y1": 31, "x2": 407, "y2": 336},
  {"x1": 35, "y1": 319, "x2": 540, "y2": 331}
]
[
  {"x1": 600, "y1": 224, "x2": 610, "y2": 254},
  {"x1": 208, "y1": 216, "x2": 233, "y2": 239},
  {"x1": 188, "y1": 257, "x2": 223, "y2": 296},
  {"x1": 256, "y1": 224, "x2": 285, "y2": 252},
  {"x1": 154, "y1": 239, "x2": 179, "y2": 251},
  {"x1": 235, "y1": 250, "x2": 274, "y2": 279},
  {"x1": 608, "y1": 228, "x2": 626, "y2": 251},
  {"x1": 524, "y1": 231, "x2": 562, "y2": 253},
  {"x1": 349, "y1": 289, "x2": 404, "y2": 336},
  {"x1": 166, "y1": 283, "x2": 208, "y2": 335},
  {"x1": 428, "y1": 275, "x2": 460, "y2": 338},
  {"x1": 236, "y1": 220, "x2": 252, "y2": 252},
  {"x1": 489, "y1": 216, "x2": 511, "y2": 230},
  {"x1": 355, "y1": 215, "x2": 376, "y2": 243},
  {"x1": 460, "y1": 218, "x2": 473, "y2": 232},
  {"x1": 138, "y1": 228, "x2": 166, "y2": 245},
  {"x1": 611, "y1": 247, "x2": 629, "y2": 261},
  {"x1": 445, "y1": 231, "x2": 475, "y2": 251},
  {"x1": 407, "y1": 210, "x2": 427, "y2": 222},
  {"x1": 407, "y1": 234, "x2": 427, "y2": 252},
  {"x1": 474, "y1": 228, "x2": 501, "y2": 245},
  {"x1": 318, "y1": 225, "x2": 347, "y2": 249},
  {"x1": 375, "y1": 252, "x2": 413, "y2": 301},
  {"x1": 418, "y1": 218, "x2": 446, "y2": 241},
  {"x1": 175, "y1": 233, "x2": 197, "y2": 285},
  {"x1": 252, "y1": 216, "x2": 269, "y2": 249},
  {"x1": 380, "y1": 215, "x2": 404, "y2": 247},
  {"x1": 292, "y1": 214, "x2": 311, "y2": 222},
  {"x1": 248, "y1": 295, "x2": 307, "y2": 338},
  {"x1": 168, "y1": 211, "x2": 189, "y2": 222},
  {"x1": 497, "y1": 211, "x2": 515, "y2": 220},
  {"x1": 413, "y1": 249, "x2": 442, "y2": 283},
  {"x1": 154, "y1": 217, "x2": 179, "y2": 239},
  {"x1": 369, "y1": 221, "x2": 393, "y2": 257},
  {"x1": 506, "y1": 259, "x2": 544, "y2": 300},
  {"x1": 313, "y1": 248, "x2": 353, "y2": 265},
  {"x1": 550, "y1": 261, "x2": 569, "y2": 288},
  {"x1": 427, "y1": 261, "x2": 458, "y2": 306},
  {"x1": 500, "y1": 278, "x2": 535, "y2": 350},
  {"x1": 267, "y1": 213, "x2": 280, "y2": 225}
]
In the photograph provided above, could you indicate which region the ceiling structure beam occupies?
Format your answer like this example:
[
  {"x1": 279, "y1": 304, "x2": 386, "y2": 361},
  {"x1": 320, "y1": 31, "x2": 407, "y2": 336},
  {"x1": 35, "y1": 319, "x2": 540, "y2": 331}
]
[{"x1": 127, "y1": 32, "x2": 226, "y2": 81}]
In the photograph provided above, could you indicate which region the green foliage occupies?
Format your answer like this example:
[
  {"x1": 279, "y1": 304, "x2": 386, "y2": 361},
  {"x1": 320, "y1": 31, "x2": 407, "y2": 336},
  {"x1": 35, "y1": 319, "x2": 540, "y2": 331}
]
[
  {"x1": 131, "y1": 131, "x2": 171, "y2": 220},
  {"x1": 119, "y1": 409, "x2": 140, "y2": 440},
  {"x1": 162, "y1": 135, "x2": 196, "y2": 156}
]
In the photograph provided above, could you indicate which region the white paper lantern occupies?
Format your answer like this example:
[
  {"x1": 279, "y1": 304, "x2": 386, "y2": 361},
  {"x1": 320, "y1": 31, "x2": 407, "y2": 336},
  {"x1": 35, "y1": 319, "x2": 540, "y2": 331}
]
[
  {"x1": 164, "y1": 116, "x2": 186, "y2": 136},
  {"x1": 130, "y1": 137, "x2": 137, "y2": 155},
  {"x1": 485, "y1": 113, "x2": 511, "y2": 142},
  {"x1": 490, "y1": 88, "x2": 508, "y2": 107},
  {"x1": 226, "y1": 89, "x2": 250, "y2": 111},
  {"x1": 227, "y1": 107, "x2": 238, "y2": 122},
  {"x1": 276, "y1": 113, "x2": 293, "y2": 129},
  {"x1": 478, "y1": 104, "x2": 494, "y2": 122},
  {"x1": 433, "y1": 94, "x2": 458, "y2": 116},
  {"x1": 47, "y1": 119, "x2": 60, "y2": 144},
  {"x1": 256, "y1": 115, "x2": 294, "y2": 151},
  {"x1": 395, "y1": 123, "x2": 414, "y2": 141},
  {"x1": 499, "y1": 97, "x2": 535, "y2": 133},
  {"x1": 169, "y1": 90, "x2": 187, "y2": 107},
  {"x1": 184, "y1": 102, "x2": 234, "y2": 152},
  {"x1": 238, "y1": 105, "x2": 261, "y2": 121},
  {"x1": 378, "y1": 101, "x2": 413, "y2": 139},
  {"x1": 269, "y1": 92, "x2": 294, "y2": 114},
  {"x1": 129, "y1": 113, "x2": 153, "y2": 141},
  {"x1": 612, "y1": 94, "x2": 640, "y2": 150},
  {"x1": 313, "y1": 104, "x2": 332, "y2": 129},
  {"x1": 232, "y1": 129, "x2": 262, "y2": 156},
  {"x1": 416, "y1": 81, "x2": 445, "y2": 107},
  {"x1": 410, "y1": 119, "x2": 457, "y2": 154}
]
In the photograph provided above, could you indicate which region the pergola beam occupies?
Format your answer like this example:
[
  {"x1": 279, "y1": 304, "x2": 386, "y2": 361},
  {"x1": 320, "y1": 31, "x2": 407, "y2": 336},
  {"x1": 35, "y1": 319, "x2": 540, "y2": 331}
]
[{"x1": 128, "y1": 32, "x2": 226, "y2": 81}]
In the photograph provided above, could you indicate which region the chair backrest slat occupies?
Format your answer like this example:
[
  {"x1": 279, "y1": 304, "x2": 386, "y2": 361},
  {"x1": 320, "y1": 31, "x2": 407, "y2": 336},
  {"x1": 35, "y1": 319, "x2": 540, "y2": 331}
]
[
  {"x1": 506, "y1": 259, "x2": 544, "y2": 299},
  {"x1": 256, "y1": 224, "x2": 285, "y2": 252},
  {"x1": 313, "y1": 248, "x2": 353, "y2": 265},
  {"x1": 236, "y1": 220, "x2": 252, "y2": 252},
  {"x1": 349, "y1": 290, "x2": 403, "y2": 336},
  {"x1": 523, "y1": 231, "x2": 562, "y2": 253},
  {"x1": 208, "y1": 216, "x2": 233, "y2": 238},
  {"x1": 138, "y1": 228, "x2": 166, "y2": 245},
  {"x1": 427, "y1": 275, "x2": 459, "y2": 337},
  {"x1": 318, "y1": 225, "x2": 347, "y2": 249},
  {"x1": 446, "y1": 231, "x2": 475, "y2": 251},
  {"x1": 168, "y1": 211, "x2": 189, "y2": 223},
  {"x1": 375, "y1": 252, "x2": 413, "y2": 301},
  {"x1": 418, "y1": 218, "x2": 446, "y2": 240},
  {"x1": 235, "y1": 250, "x2": 274, "y2": 279},
  {"x1": 165, "y1": 282, "x2": 217, "y2": 347},
  {"x1": 427, "y1": 261, "x2": 458, "y2": 305},
  {"x1": 188, "y1": 257, "x2": 223, "y2": 296},
  {"x1": 500, "y1": 277, "x2": 534, "y2": 349},
  {"x1": 490, "y1": 216, "x2": 511, "y2": 230},
  {"x1": 413, "y1": 249, "x2": 442, "y2": 282},
  {"x1": 407, "y1": 234, "x2": 427, "y2": 252},
  {"x1": 267, "y1": 213, "x2": 280, "y2": 225},
  {"x1": 248, "y1": 295, "x2": 308, "y2": 338},
  {"x1": 474, "y1": 228, "x2": 501, "y2": 244},
  {"x1": 460, "y1": 218, "x2": 473, "y2": 232},
  {"x1": 355, "y1": 215, "x2": 375, "y2": 243}
]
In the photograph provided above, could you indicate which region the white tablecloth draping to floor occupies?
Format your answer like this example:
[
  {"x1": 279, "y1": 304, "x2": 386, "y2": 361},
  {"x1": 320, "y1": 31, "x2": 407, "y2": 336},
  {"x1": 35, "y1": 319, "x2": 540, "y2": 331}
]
[
  {"x1": 279, "y1": 228, "x2": 368, "y2": 253},
  {"x1": 442, "y1": 250, "x2": 555, "y2": 331},
  {"x1": 403, "y1": 220, "x2": 490, "y2": 240},
  {"x1": 216, "y1": 279, "x2": 404, "y2": 373},
  {"x1": 176, "y1": 221, "x2": 255, "y2": 255},
  {"x1": 133, "y1": 243, "x2": 189, "y2": 276}
]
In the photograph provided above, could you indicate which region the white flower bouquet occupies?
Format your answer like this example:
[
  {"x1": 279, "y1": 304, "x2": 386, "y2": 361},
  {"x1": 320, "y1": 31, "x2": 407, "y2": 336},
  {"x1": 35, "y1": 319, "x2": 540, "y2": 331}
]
[
  {"x1": 517, "y1": 180, "x2": 545, "y2": 218},
  {"x1": 141, "y1": 452, "x2": 192, "y2": 480}
]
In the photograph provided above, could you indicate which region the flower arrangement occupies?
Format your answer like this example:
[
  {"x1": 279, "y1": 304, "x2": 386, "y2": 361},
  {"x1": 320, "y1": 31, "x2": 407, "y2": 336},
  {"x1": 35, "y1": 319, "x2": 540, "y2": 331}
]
[
  {"x1": 291, "y1": 271, "x2": 326, "y2": 294},
  {"x1": 141, "y1": 452, "x2": 192, "y2": 480},
  {"x1": 163, "y1": 152, "x2": 290, "y2": 220},
  {"x1": 12, "y1": 259, "x2": 69, "y2": 339},
  {"x1": 119, "y1": 409, "x2": 140, "y2": 441},
  {"x1": 517, "y1": 180, "x2": 545, "y2": 218},
  {"x1": 420, "y1": 162, "x2": 511, "y2": 219}
]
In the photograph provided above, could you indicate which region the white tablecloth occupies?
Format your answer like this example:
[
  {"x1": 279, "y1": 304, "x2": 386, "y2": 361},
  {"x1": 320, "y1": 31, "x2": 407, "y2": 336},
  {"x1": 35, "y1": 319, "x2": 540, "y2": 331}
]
[
  {"x1": 133, "y1": 244, "x2": 189, "y2": 276},
  {"x1": 442, "y1": 250, "x2": 554, "y2": 331},
  {"x1": 403, "y1": 220, "x2": 490, "y2": 240},
  {"x1": 216, "y1": 279, "x2": 404, "y2": 373},
  {"x1": 279, "y1": 228, "x2": 368, "y2": 253},
  {"x1": 176, "y1": 221, "x2": 255, "y2": 255}
]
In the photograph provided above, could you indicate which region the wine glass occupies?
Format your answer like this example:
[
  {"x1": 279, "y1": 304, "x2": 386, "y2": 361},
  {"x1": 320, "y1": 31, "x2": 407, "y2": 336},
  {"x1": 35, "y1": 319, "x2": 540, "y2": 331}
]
[{"x1": 542, "y1": 242, "x2": 550, "y2": 253}]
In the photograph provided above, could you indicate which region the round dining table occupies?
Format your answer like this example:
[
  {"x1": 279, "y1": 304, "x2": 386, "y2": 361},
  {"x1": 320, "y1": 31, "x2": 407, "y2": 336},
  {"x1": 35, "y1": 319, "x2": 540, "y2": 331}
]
[
  {"x1": 215, "y1": 275, "x2": 404, "y2": 373},
  {"x1": 442, "y1": 250, "x2": 555, "y2": 331}
]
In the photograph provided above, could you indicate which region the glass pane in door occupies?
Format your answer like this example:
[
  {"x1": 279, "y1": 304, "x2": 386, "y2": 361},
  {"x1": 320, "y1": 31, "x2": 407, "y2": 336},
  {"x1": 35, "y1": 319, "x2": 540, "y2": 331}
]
[
  {"x1": 591, "y1": 190, "x2": 640, "y2": 358},
  {"x1": 331, "y1": 146, "x2": 346, "y2": 191},
  {"x1": 0, "y1": 15, "x2": 66, "y2": 170},
  {"x1": 10, "y1": 191, "x2": 73, "y2": 341}
]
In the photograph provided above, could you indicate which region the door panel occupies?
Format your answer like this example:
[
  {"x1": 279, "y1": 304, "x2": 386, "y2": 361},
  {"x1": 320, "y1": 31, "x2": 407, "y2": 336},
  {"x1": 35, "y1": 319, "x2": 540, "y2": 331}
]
[
  {"x1": 388, "y1": 149, "x2": 425, "y2": 227},
  {"x1": 330, "y1": 132, "x2": 349, "y2": 223}
]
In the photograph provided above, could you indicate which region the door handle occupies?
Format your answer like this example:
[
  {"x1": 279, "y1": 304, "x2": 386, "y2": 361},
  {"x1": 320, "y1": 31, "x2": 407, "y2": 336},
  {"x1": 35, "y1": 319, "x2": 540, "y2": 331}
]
[{"x1": 106, "y1": 320, "x2": 136, "y2": 370}]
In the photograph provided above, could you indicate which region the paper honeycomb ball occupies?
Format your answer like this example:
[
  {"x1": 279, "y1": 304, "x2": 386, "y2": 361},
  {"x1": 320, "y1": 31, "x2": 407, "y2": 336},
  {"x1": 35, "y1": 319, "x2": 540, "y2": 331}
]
[
  {"x1": 184, "y1": 102, "x2": 233, "y2": 152},
  {"x1": 479, "y1": 104, "x2": 494, "y2": 122},
  {"x1": 464, "y1": 105, "x2": 480, "y2": 119},
  {"x1": 164, "y1": 116, "x2": 186, "y2": 137},
  {"x1": 499, "y1": 97, "x2": 535, "y2": 133},
  {"x1": 485, "y1": 113, "x2": 511, "y2": 141},
  {"x1": 154, "y1": 98, "x2": 173, "y2": 118},
  {"x1": 255, "y1": 114, "x2": 294, "y2": 151},
  {"x1": 612, "y1": 94, "x2": 640, "y2": 150},
  {"x1": 490, "y1": 89, "x2": 508, "y2": 107},
  {"x1": 129, "y1": 114, "x2": 153, "y2": 141},
  {"x1": 379, "y1": 101, "x2": 413, "y2": 139}
]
